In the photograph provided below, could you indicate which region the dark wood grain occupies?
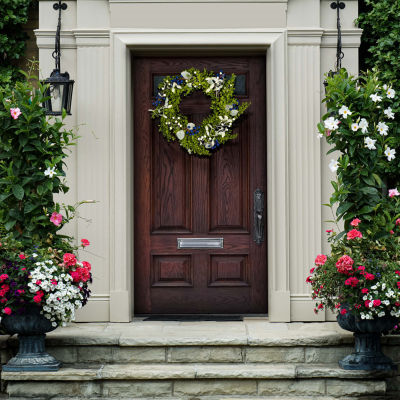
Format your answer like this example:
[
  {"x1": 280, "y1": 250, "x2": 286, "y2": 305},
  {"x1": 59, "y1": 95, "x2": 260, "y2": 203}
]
[{"x1": 133, "y1": 56, "x2": 267, "y2": 314}]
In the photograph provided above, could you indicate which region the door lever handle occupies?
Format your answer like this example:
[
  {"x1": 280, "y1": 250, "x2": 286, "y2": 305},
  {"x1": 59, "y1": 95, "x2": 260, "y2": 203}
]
[{"x1": 254, "y1": 188, "x2": 264, "y2": 244}]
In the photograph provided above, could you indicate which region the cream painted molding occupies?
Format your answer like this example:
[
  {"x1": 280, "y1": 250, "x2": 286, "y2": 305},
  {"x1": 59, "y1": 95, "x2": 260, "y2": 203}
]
[
  {"x1": 74, "y1": 30, "x2": 110, "y2": 47},
  {"x1": 322, "y1": 29, "x2": 362, "y2": 48},
  {"x1": 35, "y1": 30, "x2": 76, "y2": 49},
  {"x1": 287, "y1": 29, "x2": 324, "y2": 46},
  {"x1": 109, "y1": 28, "x2": 290, "y2": 322},
  {"x1": 109, "y1": 0, "x2": 287, "y2": 3},
  {"x1": 35, "y1": 29, "x2": 110, "y2": 48}
]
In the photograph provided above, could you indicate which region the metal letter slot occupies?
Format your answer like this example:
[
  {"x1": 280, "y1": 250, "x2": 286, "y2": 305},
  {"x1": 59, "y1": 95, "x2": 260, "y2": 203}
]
[
  {"x1": 254, "y1": 188, "x2": 265, "y2": 244},
  {"x1": 177, "y1": 238, "x2": 224, "y2": 249}
]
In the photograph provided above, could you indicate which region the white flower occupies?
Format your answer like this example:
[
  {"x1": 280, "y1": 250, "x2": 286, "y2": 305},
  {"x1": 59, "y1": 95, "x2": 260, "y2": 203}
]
[
  {"x1": 324, "y1": 117, "x2": 340, "y2": 131},
  {"x1": 386, "y1": 88, "x2": 396, "y2": 99},
  {"x1": 181, "y1": 70, "x2": 192, "y2": 80},
  {"x1": 171, "y1": 82, "x2": 181, "y2": 93},
  {"x1": 205, "y1": 76, "x2": 224, "y2": 93},
  {"x1": 385, "y1": 147, "x2": 396, "y2": 161},
  {"x1": 329, "y1": 159, "x2": 339, "y2": 172},
  {"x1": 383, "y1": 84, "x2": 388, "y2": 90},
  {"x1": 377, "y1": 121, "x2": 389, "y2": 136},
  {"x1": 317, "y1": 133, "x2": 324, "y2": 139},
  {"x1": 225, "y1": 104, "x2": 233, "y2": 111},
  {"x1": 364, "y1": 137, "x2": 376, "y2": 150},
  {"x1": 230, "y1": 109, "x2": 238, "y2": 117},
  {"x1": 382, "y1": 283, "x2": 386, "y2": 290},
  {"x1": 205, "y1": 140, "x2": 215, "y2": 149},
  {"x1": 384, "y1": 107, "x2": 395, "y2": 119},
  {"x1": 176, "y1": 130, "x2": 185, "y2": 140},
  {"x1": 359, "y1": 118, "x2": 369, "y2": 133},
  {"x1": 351, "y1": 123, "x2": 359, "y2": 132},
  {"x1": 338, "y1": 106, "x2": 352, "y2": 117},
  {"x1": 187, "y1": 123, "x2": 195, "y2": 130},
  {"x1": 378, "y1": 311, "x2": 386, "y2": 318},
  {"x1": 371, "y1": 285, "x2": 377, "y2": 290},
  {"x1": 32, "y1": 253, "x2": 38, "y2": 258},
  {"x1": 370, "y1": 93, "x2": 382, "y2": 103},
  {"x1": 44, "y1": 167, "x2": 56, "y2": 178}
]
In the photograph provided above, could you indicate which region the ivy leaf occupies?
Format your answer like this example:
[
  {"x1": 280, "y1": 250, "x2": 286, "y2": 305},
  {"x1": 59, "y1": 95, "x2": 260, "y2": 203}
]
[{"x1": 12, "y1": 184, "x2": 24, "y2": 200}]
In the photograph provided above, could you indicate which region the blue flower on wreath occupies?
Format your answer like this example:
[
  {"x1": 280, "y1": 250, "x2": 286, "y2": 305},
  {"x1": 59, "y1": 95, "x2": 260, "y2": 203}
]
[
  {"x1": 152, "y1": 93, "x2": 165, "y2": 108},
  {"x1": 186, "y1": 122, "x2": 200, "y2": 136}
]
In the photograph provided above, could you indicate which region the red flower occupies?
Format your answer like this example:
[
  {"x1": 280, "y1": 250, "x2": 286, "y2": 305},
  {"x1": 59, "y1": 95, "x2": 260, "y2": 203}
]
[
  {"x1": 345, "y1": 277, "x2": 359, "y2": 287},
  {"x1": 36, "y1": 280, "x2": 41, "y2": 285},
  {"x1": 51, "y1": 279, "x2": 57, "y2": 285},
  {"x1": 357, "y1": 266, "x2": 365, "y2": 271},
  {"x1": 373, "y1": 299, "x2": 381, "y2": 307},
  {"x1": 306, "y1": 276, "x2": 312, "y2": 283},
  {"x1": 3, "y1": 307, "x2": 11, "y2": 315},
  {"x1": 81, "y1": 239, "x2": 90, "y2": 247},
  {"x1": 395, "y1": 270, "x2": 400, "y2": 275},
  {"x1": 315, "y1": 254, "x2": 327, "y2": 266},
  {"x1": 396, "y1": 218, "x2": 400, "y2": 226},
  {"x1": 354, "y1": 304, "x2": 361, "y2": 309},
  {"x1": 318, "y1": 303, "x2": 324, "y2": 309},
  {"x1": 19, "y1": 254, "x2": 26, "y2": 260},
  {"x1": 63, "y1": 253, "x2": 77, "y2": 267},
  {"x1": 365, "y1": 300, "x2": 371, "y2": 308},
  {"x1": 390, "y1": 230, "x2": 394, "y2": 235},
  {"x1": 309, "y1": 267, "x2": 315, "y2": 274},
  {"x1": 336, "y1": 255, "x2": 354, "y2": 274},
  {"x1": 326, "y1": 229, "x2": 333, "y2": 233},
  {"x1": 340, "y1": 309, "x2": 347, "y2": 315},
  {"x1": 395, "y1": 302, "x2": 400, "y2": 307},
  {"x1": 347, "y1": 229, "x2": 363, "y2": 240},
  {"x1": 82, "y1": 261, "x2": 91, "y2": 271},
  {"x1": 33, "y1": 295, "x2": 42, "y2": 303},
  {"x1": 397, "y1": 282, "x2": 400, "y2": 288},
  {"x1": 0, "y1": 274, "x2": 8, "y2": 282},
  {"x1": 361, "y1": 288, "x2": 369, "y2": 294},
  {"x1": 335, "y1": 303, "x2": 341, "y2": 309},
  {"x1": 365, "y1": 273, "x2": 375, "y2": 281},
  {"x1": 350, "y1": 218, "x2": 361, "y2": 227}
]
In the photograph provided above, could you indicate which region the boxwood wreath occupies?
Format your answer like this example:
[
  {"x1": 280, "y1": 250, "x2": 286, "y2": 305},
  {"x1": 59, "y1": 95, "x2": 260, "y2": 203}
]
[{"x1": 149, "y1": 68, "x2": 250, "y2": 156}]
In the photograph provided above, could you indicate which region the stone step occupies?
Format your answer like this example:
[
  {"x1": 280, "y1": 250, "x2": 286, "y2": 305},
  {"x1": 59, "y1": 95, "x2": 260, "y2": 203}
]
[{"x1": 2, "y1": 363, "x2": 392, "y2": 399}]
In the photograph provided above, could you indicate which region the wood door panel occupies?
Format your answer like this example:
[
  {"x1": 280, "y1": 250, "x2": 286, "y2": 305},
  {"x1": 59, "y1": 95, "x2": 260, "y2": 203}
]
[
  {"x1": 151, "y1": 130, "x2": 192, "y2": 233},
  {"x1": 134, "y1": 56, "x2": 267, "y2": 314}
]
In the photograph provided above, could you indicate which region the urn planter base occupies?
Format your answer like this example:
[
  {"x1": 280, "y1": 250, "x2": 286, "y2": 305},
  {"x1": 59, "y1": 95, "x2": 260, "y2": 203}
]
[
  {"x1": 3, "y1": 334, "x2": 61, "y2": 372},
  {"x1": 339, "y1": 332, "x2": 396, "y2": 371}
]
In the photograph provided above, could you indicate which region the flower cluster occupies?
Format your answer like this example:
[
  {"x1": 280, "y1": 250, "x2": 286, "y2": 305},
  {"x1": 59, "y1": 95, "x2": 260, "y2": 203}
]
[
  {"x1": 149, "y1": 68, "x2": 250, "y2": 156},
  {"x1": 307, "y1": 218, "x2": 400, "y2": 320},
  {"x1": 0, "y1": 231, "x2": 92, "y2": 327}
]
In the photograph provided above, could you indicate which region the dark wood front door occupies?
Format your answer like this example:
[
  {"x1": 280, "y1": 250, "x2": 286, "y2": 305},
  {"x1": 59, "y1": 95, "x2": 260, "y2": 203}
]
[{"x1": 134, "y1": 56, "x2": 267, "y2": 314}]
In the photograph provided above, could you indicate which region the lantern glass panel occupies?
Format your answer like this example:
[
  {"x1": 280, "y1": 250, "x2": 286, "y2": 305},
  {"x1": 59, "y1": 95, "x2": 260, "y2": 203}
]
[{"x1": 50, "y1": 83, "x2": 64, "y2": 114}]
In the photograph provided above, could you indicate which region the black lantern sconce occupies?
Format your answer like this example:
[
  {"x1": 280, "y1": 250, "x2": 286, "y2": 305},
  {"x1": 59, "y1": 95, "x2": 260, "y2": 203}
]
[
  {"x1": 43, "y1": 1, "x2": 74, "y2": 116},
  {"x1": 324, "y1": 0, "x2": 346, "y2": 92}
]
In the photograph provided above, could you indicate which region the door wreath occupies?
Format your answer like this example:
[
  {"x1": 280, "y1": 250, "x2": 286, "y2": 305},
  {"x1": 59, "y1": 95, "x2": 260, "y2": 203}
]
[{"x1": 149, "y1": 68, "x2": 250, "y2": 156}]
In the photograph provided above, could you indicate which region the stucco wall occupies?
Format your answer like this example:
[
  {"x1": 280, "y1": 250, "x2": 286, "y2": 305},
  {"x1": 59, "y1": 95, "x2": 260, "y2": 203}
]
[{"x1": 36, "y1": 0, "x2": 361, "y2": 322}]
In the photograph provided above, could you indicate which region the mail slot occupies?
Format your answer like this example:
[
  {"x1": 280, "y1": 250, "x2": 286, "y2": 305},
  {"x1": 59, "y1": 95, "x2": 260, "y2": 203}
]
[{"x1": 177, "y1": 238, "x2": 224, "y2": 249}]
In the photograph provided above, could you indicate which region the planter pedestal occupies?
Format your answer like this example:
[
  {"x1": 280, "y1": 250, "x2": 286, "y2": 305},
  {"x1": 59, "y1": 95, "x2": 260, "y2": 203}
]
[{"x1": 3, "y1": 334, "x2": 60, "y2": 372}]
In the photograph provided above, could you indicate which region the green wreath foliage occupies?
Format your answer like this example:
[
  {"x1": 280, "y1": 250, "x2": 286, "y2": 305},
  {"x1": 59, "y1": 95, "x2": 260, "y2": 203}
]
[{"x1": 149, "y1": 68, "x2": 250, "y2": 156}]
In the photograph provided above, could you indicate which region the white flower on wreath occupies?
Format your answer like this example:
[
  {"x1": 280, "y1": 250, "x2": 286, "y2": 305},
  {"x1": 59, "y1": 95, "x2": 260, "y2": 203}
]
[
  {"x1": 205, "y1": 76, "x2": 224, "y2": 93},
  {"x1": 386, "y1": 88, "x2": 396, "y2": 99},
  {"x1": 338, "y1": 105, "x2": 352, "y2": 117},
  {"x1": 219, "y1": 115, "x2": 233, "y2": 126},
  {"x1": 205, "y1": 140, "x2": 215, "y2": 149},
  {"x1": 329, "y1": 159, "x2": 339, "y2": 173},
  {"x1": 364, "y1": 137, "x2": 376, "y2": 150},
  {"x1": 324, "y1": 116, "x2": 340, "y2": 131},
  {"x1": 384, "y1": 107, "x2": 395, "y2": 119},
  {"x1": 181, "y1": 71, "x2": 192, "y2": 80},
  {"x1": 377, "y1": 121, "x2": 389, "y2": 136},
  {"x1": 359, "y1": 118, "x2": 369, "y2": 133},
  {"x1": 370, "y1": 93, "x2": 382, "y2": 103},
  {"x1": 171, "y1": 83, "x2": 182, "y2": 93},
  {"x1": 44, "y1": 167, "x2": 56, "y2": 178},
  {"x1": 384, "y1": 146, "x2": 396, "y2": 161},
  {"x1": 176, "y1": 130, "x2": 185, "y2": 140},
  {"x1": 187, "y1": 122, "x2": 195, "y2": 130}
]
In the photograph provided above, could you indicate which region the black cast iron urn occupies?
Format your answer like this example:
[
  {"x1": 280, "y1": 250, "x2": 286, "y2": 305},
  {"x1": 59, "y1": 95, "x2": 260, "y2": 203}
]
[
  {"x1": 337, "y1": 309, "x2": 398, "y2": 371},
  {"x1": 1, "y1": 306, "x2": 61, "y2": 371}
]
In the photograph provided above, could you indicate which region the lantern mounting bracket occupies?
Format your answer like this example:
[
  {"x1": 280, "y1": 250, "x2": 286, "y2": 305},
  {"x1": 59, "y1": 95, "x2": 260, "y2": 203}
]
[
  {"x1": 330, "y1": 0, "x2": 346, "y2": 71},
  {"x1": 52, "y1": 1, "x2": 67, "y2": 72}
]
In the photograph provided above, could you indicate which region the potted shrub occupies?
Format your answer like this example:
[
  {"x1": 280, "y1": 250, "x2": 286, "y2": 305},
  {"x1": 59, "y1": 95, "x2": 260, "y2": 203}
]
[
  {"x1": 0, "y1": 70, "x2": 93, "y2": 371},
  {"x1": 307, "y1": 69, "x2": 400, "y2": 371}
]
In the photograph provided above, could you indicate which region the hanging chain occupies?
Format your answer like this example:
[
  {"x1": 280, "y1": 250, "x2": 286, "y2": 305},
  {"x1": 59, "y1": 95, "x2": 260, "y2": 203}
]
[
  {"x1": 331, "y1": 1, "x2": 346, "y2": 71},
  {"x1": 52, "y1": 1, "x2": 67, "y2": 71}
]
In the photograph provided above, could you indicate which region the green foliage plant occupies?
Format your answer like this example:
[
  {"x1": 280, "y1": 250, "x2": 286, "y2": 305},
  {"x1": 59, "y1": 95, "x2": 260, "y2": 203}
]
[
  {"x1": 0, "y1": 0, "x2": 33, "y2": 84},
  {"x1": 319, "y1": 69, "x2": 400, "y2": 239},
  {"x1": 0, "y1": 69, "x2": 78, "y2": 250}
]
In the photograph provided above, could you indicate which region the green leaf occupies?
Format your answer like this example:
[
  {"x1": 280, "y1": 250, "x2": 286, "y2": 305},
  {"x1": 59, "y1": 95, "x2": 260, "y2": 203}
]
[
  {"x1": 12, "y1": 184, "x2": 24, "y2": 200},
  {"x1": 4, "y1": 220, "x2": 16, "y2": 231},
  {"x1": 24, "y1": 203, "x2": 37, "y2": 214},
  {"x1": 337, "y1": 202, "x2": 353, "y2": 216}
]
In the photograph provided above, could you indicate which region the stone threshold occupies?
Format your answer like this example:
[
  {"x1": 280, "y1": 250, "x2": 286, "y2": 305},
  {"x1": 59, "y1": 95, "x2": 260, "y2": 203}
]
[{"x1": 3, "y1": 363, "x2": 394, "y2": 381}]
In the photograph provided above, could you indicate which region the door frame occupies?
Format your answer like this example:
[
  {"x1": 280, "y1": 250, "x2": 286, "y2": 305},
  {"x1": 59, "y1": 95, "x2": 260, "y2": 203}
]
[{"x1": 108, "y1": 28, "x2": 290, "y2": 322}]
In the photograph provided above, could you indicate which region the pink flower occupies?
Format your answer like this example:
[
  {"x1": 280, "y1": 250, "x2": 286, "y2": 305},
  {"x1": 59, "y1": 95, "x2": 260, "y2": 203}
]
[
  {"x1": 365, "y1": 273, "x2": 375, "y2": 281},
  {"x1": 336, "y1": 255, "x2": 354, "y2": 274},
  {"x1": 309, "y1": 267, "x2": 315, "y2": 274},
  {"x1": 373, "y1": 299, "x2": 381, "y2": 307},
  {"x1": 3, "y1": 307, "x2": 12, "y2": 315},
  {"x1": 0, "y1": 274, "x2": 8, "y2": 282},
  {"x1": 50, "y1": 212, "x2": 63, "y2": 226},
  {"x1": 389, "y1": 188, "x2": 400, "y2": 198},
  {"x1": 51, "y1": 279, "x2": 57, "y2": 285},
  {"x1": 390, "y1": 230, "x2": 394, "y2": 235},
  {"x1": 318, "y1": 303, "x2": 324, "y2": 309},
  {"x1": 365, "y1": 300, "x2": 371, "y2": 308},
  {"x1": 82, "y1": 261, "x2": 91, "y2": 271},
  {"x1": 36, "y1": 280, "x2": 41, "y2": 285},
  {"x1": 81, "y1": 239, "x2": 90, "y2": 247},
  {"x1": 315, "y1": 254, "x2": 327, "y2": 266},
  {"x1": 326, "y1": 229, "x2": 333, "y2": 233},
  {"x1": 10, "y1": 108, "x2": 21, "y2": 120},
  {"x1": 33, "y1": 295, "x2": 42, "y2": 303},
  {"x1": 354, "y1": 304, "x2": 361, "y2": 309},
  {"x1": 347, "y1": 229, "x2": 363, "y2": 240},
  {"x1": 340, "y1": 309, "x2": 347, "y2": 315},
  {"x1": 396, "y1": 218, "x2": 400, "y2": 226},
  {"x1": 350, "y1": 218, "x2": 361, "y2": 227},
  {"x1": 345, "y1": 277, "x2": 359, "y2": 287},
  {"x1": 361, "y1": 288, "x2": 369, "y2": 294},
  {"x1": 19, "y1": 254, "x2": 26, "y2": 260},
  {"x1": 357, "y1": 266, "x2": 365, "y2": 271},
  {"x1": 63, "y1": 253, "x2": 77, "y2": 267},
  {"x1": 306, "y1": 276, "x2": 312, "y2": 283}
]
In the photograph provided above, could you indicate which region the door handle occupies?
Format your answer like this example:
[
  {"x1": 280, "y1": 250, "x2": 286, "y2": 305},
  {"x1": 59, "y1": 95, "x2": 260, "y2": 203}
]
[{"x1": 254, "y1": 188, "x2": 264, "y2": 244}]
